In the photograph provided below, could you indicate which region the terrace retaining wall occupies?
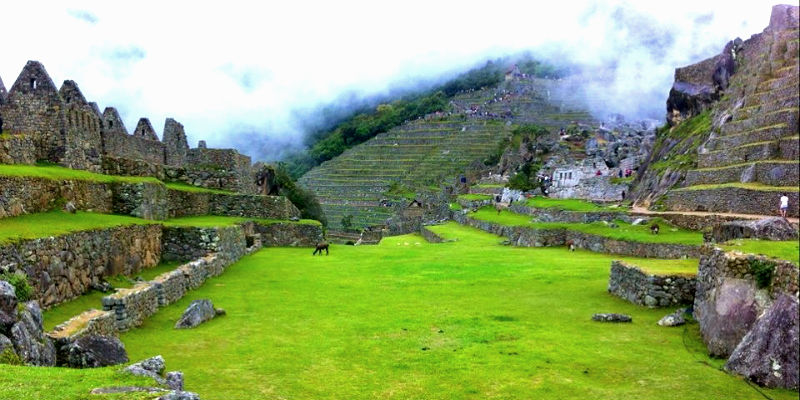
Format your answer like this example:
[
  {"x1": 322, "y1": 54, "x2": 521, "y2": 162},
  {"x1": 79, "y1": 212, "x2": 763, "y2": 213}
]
[
  {"x1": 0, "y1": 224, "x2": 162, "y2": 308},
  {"x1": 694, "y1": 248, "x2": 799, "y2": 357},
  {"x1": 420, "y1": 226, "x2": 445, "y2": 243},
  {"x1": 166, "y1": 189, "x2": 301, "y2": 220},
  {"x1": 509, "y1": 204, "x2": 634, "y2": 223},
  {"x1": 453, "y1": 213, "x2": 701, "y2": 259},
  {"x1": 607, "y1": 260, "x2": 696, "y2": 307},
  {"x1": 254, "y1": 222, "x2": 323, "y2": 247}
]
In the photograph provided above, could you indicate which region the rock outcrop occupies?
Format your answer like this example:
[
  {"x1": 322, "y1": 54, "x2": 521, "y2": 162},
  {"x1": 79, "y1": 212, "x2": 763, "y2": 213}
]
[
  {"x1": 710, "y1": 217, "x2": 799, "y2": 243},
  {"x1": 8, "y1": 300, "x2": 56, "y2": 366},
  {"x1": 64, "y1": 335, "x2": 128, "y2": 368},
  {"x1": 175, "y1": 299, "x2": 221, "y2": 329},
  {"x1": 725, "y1": 294, "x2": 799, "y2": 390}
]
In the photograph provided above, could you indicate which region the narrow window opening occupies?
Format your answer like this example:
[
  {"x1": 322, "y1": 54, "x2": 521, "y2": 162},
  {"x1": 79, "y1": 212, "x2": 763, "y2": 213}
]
[{"x1": 30, "y1": 79, "x2": 37, "y2": 89}]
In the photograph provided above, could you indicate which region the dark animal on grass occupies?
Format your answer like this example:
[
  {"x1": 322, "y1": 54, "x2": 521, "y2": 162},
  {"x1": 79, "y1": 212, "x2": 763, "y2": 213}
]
[
  {"x1": 566, "y1": 239, "x2": 576, "y2": 252},
  {"x1": 313, "y1": 242, "x2": 329, "y2": 255},
  {"x1": 650, "y1": 223, "x2": 660, "y2": 235}
]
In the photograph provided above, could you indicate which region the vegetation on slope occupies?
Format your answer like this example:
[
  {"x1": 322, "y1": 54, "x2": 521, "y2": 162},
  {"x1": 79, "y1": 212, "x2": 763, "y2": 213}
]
[
  {"x1": 284, "y1": 58, "x2": 565, "y2": 180},
  {"x1": 0, "y1": 365, "x2": 165, "y2": 400},
  {"x1": 90, "y1": 223, "x2": 793, "y2": 399},
  {"x1": 648, "y1": 111, "x2": 712, "y2": 175},
  {"x1": 524, "y1": 196, "x2": 618, "y2": 212}
]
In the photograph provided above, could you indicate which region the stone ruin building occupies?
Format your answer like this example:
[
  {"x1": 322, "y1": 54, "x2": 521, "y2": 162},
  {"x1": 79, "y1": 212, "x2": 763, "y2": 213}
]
[{"x1": 0, "y1": 60, "x2": 258, "y2": 194}]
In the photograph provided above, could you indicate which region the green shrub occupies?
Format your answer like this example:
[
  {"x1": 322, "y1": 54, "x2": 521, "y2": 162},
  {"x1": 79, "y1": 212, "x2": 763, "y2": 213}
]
[
  {"x1": 273, "y1": 163, "x2": 327, "y2": 226},
  {"x1": 0, "y1": 348, "x2": 22, "y2": 365},
  {"x1": 0, "y1": 272, "x2": 32, "y2": 302},
  {"x1": 749, "y1": 259, "x2": 775, "y2": 289}
]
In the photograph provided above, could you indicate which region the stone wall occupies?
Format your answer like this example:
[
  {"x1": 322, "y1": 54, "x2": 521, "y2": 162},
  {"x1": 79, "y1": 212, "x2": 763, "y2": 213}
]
[
  {"x1": 101, "y1": 127, "x2": 166, "y2": 165},
  {"x1": 694, "y1": 248, "x2": 799, "y2": 357},
  {"x1": 453, "y1": 213, "x2": 701, "y2": 259},
  {"x1": 607, "y1": 261, "x2": 696, "y2": 307},
  {"x1": 161, "y1": 226, "x2": 247, "y2": 263},
  {"x1": 166, "y1": 189, "x2": 300, "y2": 220},
  {"x1": 101, "y1": 282, "x2": 159, "y2": 332},
  {"x1": 0, "y1": 176, "x2": 112, "y2": 218},
  {"x1": 254, "y1": 222, "x2": 323, "y2": 247},
  {"x1": 111, "y1": 182, "x2": 169, "y2": 220},
  {"x1": 47, "y1": 309, "x2": 116, "y2": 364},
  {"x1": 509, "y1": 204, "x2": 633, "y2": 223},
  {"x1": 101, "y1": 155, "x2": 166, "y2": 180},
  {"x1": 0, "y1": 225, "x2": 162, "y2": 308},
  {"x1": 0, "y1": 133, "x2": 36, "y2": 164},
  {"x1": 664, "y1": 187, "x2": 799, "y2": 218}
]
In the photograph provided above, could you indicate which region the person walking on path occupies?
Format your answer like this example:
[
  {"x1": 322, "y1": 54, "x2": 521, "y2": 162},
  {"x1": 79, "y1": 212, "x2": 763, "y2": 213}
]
[{"x1": 779, "y1": 194, "x2": 789, "y2": 218}]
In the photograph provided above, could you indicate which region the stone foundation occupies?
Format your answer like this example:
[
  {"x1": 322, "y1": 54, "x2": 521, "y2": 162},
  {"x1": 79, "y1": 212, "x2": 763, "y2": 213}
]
[
  {"x1": 607, "y1": 261, "x2": 696, "y2": 307},
  {"x1": 664, "y1": 187, "x2": 799, "y2": 218},
  {"x1": 0, "y1": 225, "x2": 162, "y2": 308},
  {"x1": 166, "y1": 189, "x2": 300, "y2": 220},
  {"x1": 254, "y1": 222, "x2": 323, "y2": 247}
]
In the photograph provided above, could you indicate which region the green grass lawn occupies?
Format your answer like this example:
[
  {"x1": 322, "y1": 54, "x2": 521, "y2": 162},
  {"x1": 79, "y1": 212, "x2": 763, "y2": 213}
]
[
  {"x1": 0, "y1": 211, "x2": 154, "y2": 245},
  {"x1": 42, "y1": 261, "x2": 183, "y2": 332},
  {"x1": 720, "y1": 239, "x2": 799, "y2": 265},
  {"x1": 524, "y1": 196, "x2": 621, "y2": 212},
  {"x1": 0, "y1": 365, "x2": 163, "y2": 400},
  {"x1": 457, "y1": 193, "x2": 494, "y2": 201},
  {"x1": 0, "y1": 164, "x2": 159, "y2": 184},
  {"x1": 164, "y1": 182, "x2": 235, "y2": 195},
  {"x1": 91, "y1": 223, "x2": 792, "y2": 399},
  {"x1": 469, "y1": 207, "x2": 703, "y2": 245}
]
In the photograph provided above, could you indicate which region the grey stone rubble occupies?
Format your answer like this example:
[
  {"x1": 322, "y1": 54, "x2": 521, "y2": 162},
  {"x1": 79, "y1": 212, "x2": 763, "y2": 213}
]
[
  {"x1": 592, "y1": 313, "x2": 632, "y2": 323},
  {"x1": 657, "y1": 309, "x2": 687, "y2": 327},
  {"x1": 710, "y1": 217, "x2": 799, "y2": 243},
  {"x1": 116, "y1": 355, "x2": 200, "y2": 399},
  {"x1": 174, "y1": 299, "x2": 220, "y2": 329},
  {"x1": 0, "y1": 283, "x2": 56, "y2": 365}
]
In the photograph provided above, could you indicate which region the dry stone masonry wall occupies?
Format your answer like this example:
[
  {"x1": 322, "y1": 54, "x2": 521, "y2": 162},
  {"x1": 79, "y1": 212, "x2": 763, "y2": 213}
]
[
  {"x1": 607, "y1": 261, "x2": 696, "y2": 307},
  {"x1": 453, "y1": 212, "x2": 701, "y2": 259},
  {"x1": 0, "y1": 225, "x2": 162, "y2": 308}
]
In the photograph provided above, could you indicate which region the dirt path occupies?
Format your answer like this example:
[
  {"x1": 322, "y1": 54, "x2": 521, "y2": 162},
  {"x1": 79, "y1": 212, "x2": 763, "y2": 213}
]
[{"x1": 630, "y1": 206, "x2": 800, "y2": 224}]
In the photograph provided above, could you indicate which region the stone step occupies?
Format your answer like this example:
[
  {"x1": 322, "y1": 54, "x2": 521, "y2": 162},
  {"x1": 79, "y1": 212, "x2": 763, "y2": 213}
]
[
  {"x1": 706, "y1": 124, "x2": 790, "y2": 149},
  {"x1": 664, "y1": 184, "x2": 799, "y2": 218},
  {"x1": 756, "y1": 72, "x2": 799, "y2": 93},
  {"x1": 721, "y1": 108, "x2": 798, "y2": 135},
  {"x1": 697, "y1": 139, "x2": 797, "y2": 168},
  {"x1": 744, "y1": 84, "x2": 799, "y2": 108},
  {"x1": 684, "y1": 160, "x2": 799, "y2": 186}
]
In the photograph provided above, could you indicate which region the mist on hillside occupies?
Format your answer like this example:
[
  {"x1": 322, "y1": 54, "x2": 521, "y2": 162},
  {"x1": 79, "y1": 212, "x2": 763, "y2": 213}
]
[{"x1": 0, "y1": 1, "x2": 776, "y2": 162}]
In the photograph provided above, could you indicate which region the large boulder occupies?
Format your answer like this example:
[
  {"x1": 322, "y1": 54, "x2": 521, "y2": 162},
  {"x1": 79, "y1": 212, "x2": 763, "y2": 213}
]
[
  {"x1": 725, "y1": 294, "x2": 799, "y2": 389},
  {"x1": 0, "y1": 280, "x2": 17, "y2": 333},
  {"x1": 711, "y1": 217, "x2": 798, "y2": 243},
  {"x1": 694, "y1": 278, "x2": 763, "y2": 357},
  {"x1": 65, "y1": 335, "x2": 128, "y2": 368},
  {"x1": 10, "y1": 301, "x2": 55, "y2": 366},
  {"x1": 175, "y1": 299, "x2": 219, "y2": 329}
]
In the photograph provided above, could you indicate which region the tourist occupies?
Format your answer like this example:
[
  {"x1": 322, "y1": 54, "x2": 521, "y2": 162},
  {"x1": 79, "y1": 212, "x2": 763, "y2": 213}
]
[{"x1": 779, "y1": 193, "x2": 789, "y2": 218}]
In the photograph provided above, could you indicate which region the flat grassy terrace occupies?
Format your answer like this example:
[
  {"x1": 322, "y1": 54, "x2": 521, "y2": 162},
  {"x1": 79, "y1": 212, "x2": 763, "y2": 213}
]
[
  {"x1": 469, "y1": 207, "x2": 703, "y2": 245},
  {"x1": 0, "y1": 365, "x2": 162, "y2": 400},
  {"x1": 457, "y1": 193, "x2": 494, "y2": 201},
  {"x1": 42, "y1": 261, "x2": 183, "y2": 331},
  {"x1": 720, "y1": 239, "x2": 799, "y2": 265},
  {"x1": 0, "y1": 211, "x2": 154, "y2": 245},
  {"x1": 102, "y1": 223, "x2": 793, "y2": 399},
  {"x1": 0, "y1": 212, "x2": 320, "y2": 246},
  {"x1": 524, "y1": 196, "x2": 621, "y2": 212},
  {"x1": 163, "y1": 215, "x2": 322, "y2": 227}
]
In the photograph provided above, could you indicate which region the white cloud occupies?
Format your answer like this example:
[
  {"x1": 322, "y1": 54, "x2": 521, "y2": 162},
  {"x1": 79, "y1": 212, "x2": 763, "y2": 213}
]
[{"x1": 0, "y1": 0, "x2": 778, "y2": 160}]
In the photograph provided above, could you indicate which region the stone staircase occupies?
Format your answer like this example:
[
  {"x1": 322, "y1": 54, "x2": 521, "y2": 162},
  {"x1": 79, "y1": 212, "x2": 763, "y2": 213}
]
[
  {"x1": 299, "y1": 78, "x2": 598, "y2": 231},
  {"x1": 665, "y1": 22, "x2": 800, "y2": 217}
]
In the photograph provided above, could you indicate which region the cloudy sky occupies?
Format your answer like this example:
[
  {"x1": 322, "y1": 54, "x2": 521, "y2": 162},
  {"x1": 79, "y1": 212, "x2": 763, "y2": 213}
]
[{"x1": 0, "y1": 1, "x2": 778, "y2": 161}]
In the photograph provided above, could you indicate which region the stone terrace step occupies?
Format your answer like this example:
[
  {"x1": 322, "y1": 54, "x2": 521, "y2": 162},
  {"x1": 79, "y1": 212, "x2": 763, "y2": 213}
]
[
  {"x1": 721, "y1": 108, "x2": 798, "y2": 135},
  {"x1": 664, "y1": 184, "x2": 799, "y2": 218},
  {"x1": 684, "y1": 160, "x2": 799, "y2": 186},
  {"x1": 744, "y1": 84, "x2": 800, "y2": 108},
  {"x1": 706, "y1": 124, "x2": 791, "y2": 150},
  {"x1": 697, "y1": 137, "x2": 798, "y2": 168}
]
